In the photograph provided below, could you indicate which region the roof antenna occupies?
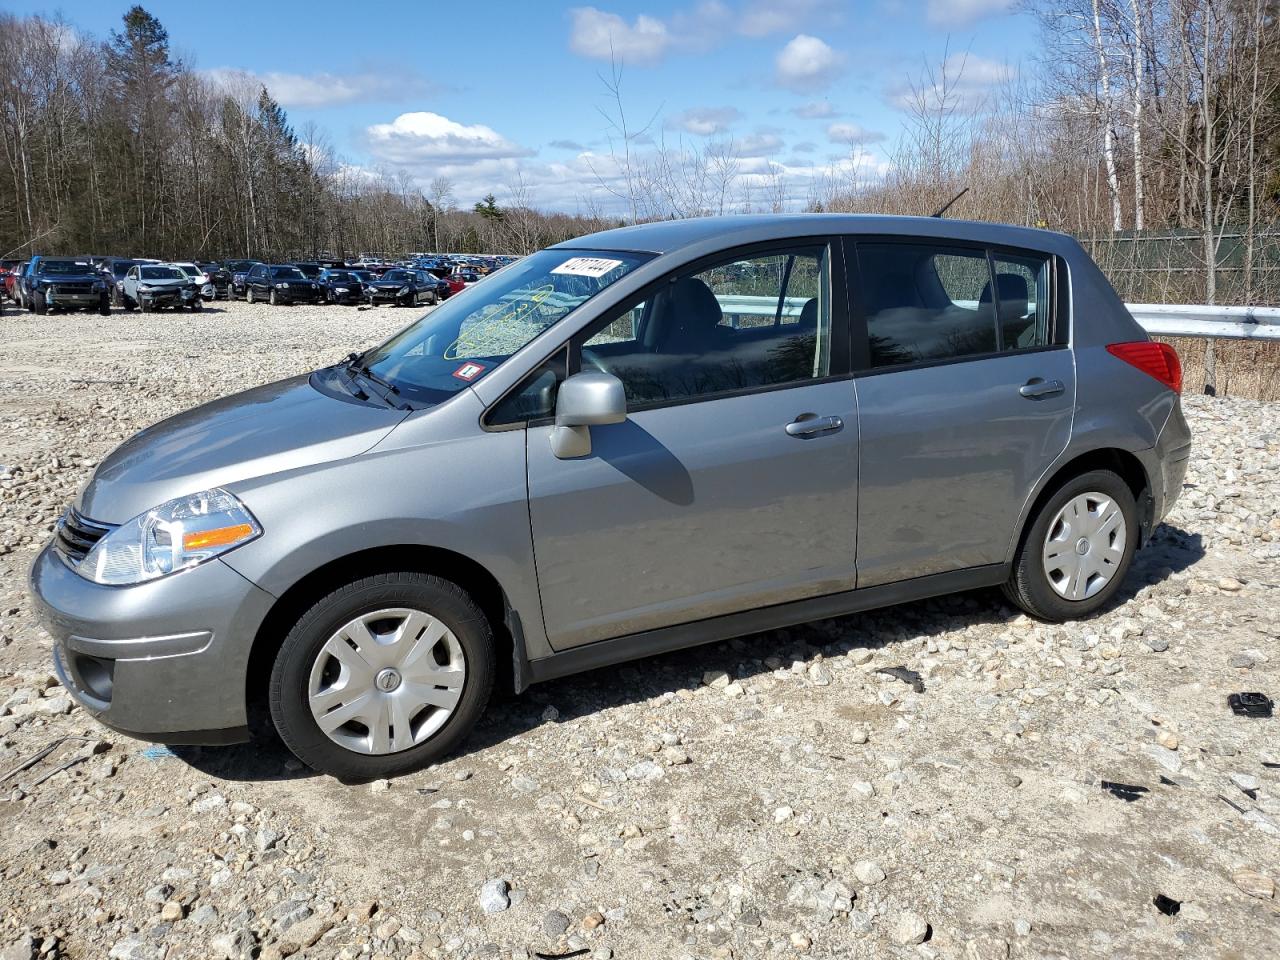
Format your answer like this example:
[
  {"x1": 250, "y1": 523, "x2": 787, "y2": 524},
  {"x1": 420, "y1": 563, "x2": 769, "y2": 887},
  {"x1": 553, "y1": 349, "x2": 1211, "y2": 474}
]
[{"x1": 931, "y1": 186, "x2": 969, "y2": 218}]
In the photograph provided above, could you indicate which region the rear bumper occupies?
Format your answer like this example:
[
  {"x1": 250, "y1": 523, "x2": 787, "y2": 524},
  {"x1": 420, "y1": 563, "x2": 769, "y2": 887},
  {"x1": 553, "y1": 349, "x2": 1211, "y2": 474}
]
[
  {"x1": 1153, "y1": 400, "x2": 1192, "y2": 523},
  {"x1": 28, "y1": 544, "x2": 274, "y2": 744}
]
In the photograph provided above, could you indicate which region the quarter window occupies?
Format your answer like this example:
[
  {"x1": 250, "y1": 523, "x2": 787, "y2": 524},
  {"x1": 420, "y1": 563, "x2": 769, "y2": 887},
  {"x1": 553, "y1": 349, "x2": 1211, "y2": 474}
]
[{"x1": 990, "y1": 251, "x2": 1053, "y2": 350}]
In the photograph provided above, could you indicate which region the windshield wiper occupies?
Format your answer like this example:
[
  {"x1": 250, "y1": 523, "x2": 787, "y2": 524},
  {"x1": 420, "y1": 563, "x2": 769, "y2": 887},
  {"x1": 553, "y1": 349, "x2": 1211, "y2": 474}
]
[{"x1": 341, "y1": 352, "x2": 406, "y2": 409}]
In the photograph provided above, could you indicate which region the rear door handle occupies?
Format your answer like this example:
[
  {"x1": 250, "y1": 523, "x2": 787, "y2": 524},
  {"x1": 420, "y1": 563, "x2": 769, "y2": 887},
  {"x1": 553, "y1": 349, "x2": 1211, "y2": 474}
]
[
  {"x1": 786, "y1": 414, "x2": 844, "y2": 438},
  {"x1": 1019, "y1": 378, "x2": 1064, "y2": 399}
]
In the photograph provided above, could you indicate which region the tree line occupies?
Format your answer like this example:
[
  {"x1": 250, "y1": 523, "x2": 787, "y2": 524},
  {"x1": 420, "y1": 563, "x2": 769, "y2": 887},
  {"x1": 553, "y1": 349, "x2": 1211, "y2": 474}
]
[{"x1": 0, "y1": 6, "x2": 608, "y2": 262}]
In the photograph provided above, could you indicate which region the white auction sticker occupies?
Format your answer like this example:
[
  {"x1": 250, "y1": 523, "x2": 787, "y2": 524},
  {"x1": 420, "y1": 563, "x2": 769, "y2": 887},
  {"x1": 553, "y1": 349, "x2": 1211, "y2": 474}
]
[{"x1": 550, "y1": 257, "x2": 624, "y2": 278}]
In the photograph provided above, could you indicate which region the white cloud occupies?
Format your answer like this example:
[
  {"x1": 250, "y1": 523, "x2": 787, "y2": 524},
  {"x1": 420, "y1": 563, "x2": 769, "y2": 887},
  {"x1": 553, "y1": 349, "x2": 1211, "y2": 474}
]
[
  {"x1": 925, "y1": 0, "x2": 1016, "y2": 28},
  {"x1": 886, "y1": 53, "x2": 1014, "y2": 115},
  {"x1": 774, "y1": 34, "x2": 844, "y2": 92},
  {"x1": 204, "y1": 67, "x2": 436, "y2": 108},
  {"x1": 568, "y1": 7, "x2": 671, "y2": 63},
  {"x1": 670, "y1": 106, "x2": 742, "y2": 136},
  {"x1": 364, "y1": 112, "x2": 533, "y2": 166},
  {"x1": 792, "y1": 100, "x2": 839, "y2": 119},
  {"x1": 731, "y1": 132, "x2": 784, "y2": 156},
  {"x1": 567, "y1": 3, "x2": 840, "y2": 65},
  {"x1": 826, "y1": 122, "x2": 885, "y2": 144}
]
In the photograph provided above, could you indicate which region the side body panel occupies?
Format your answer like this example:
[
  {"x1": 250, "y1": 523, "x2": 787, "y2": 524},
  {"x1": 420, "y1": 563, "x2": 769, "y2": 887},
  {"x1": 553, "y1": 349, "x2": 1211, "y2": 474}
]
[
  {"x1": 219, "y1": 391, "x2": 552, "y2": 658},
  {"x1": 854, "y1": 349, "x2": 1076, "y2": 586},
  {"x1": 526, "y1": 380, "x2": 860, "y2": 650}
]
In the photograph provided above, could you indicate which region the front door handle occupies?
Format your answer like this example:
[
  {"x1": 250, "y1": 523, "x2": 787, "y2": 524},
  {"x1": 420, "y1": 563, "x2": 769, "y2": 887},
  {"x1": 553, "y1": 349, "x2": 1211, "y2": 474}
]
[
  {"x1": 1019, "y1": 378, "x2": 1064, "y2": 399},
  {"x1": 786, "y1": 414, "x2": 844, "y2": 438}
]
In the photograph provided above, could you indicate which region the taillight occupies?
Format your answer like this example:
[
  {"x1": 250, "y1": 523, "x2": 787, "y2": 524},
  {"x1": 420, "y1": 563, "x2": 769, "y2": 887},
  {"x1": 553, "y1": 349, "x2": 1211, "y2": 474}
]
[{"x1": 1106, "y1": 341, "x2": 1182, "y2": 394}]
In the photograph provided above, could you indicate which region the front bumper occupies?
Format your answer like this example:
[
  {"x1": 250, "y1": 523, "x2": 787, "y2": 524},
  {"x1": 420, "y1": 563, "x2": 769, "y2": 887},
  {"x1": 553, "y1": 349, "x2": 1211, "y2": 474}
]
[
  {"x1": 28, "y1": 544, "x2": 275, "y2": 743},
  {"x1": 142, "y1": 290, "x2": 198, "y2": 308},
  {"x1": 367, "y1": 290, "x2": 409, "y2": 304},
  {"x1": 275, "y1": 288, "x2": 322, "y2": 303},
  {"x1": 44, "y1": 290, "x2": 105, "y2": 308}
]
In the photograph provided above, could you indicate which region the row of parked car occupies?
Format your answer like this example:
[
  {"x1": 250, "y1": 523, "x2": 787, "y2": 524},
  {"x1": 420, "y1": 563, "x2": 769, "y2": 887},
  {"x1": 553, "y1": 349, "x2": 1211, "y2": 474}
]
[{"x1": 0, "y1": 253, "x2": 517, "y2": 315}]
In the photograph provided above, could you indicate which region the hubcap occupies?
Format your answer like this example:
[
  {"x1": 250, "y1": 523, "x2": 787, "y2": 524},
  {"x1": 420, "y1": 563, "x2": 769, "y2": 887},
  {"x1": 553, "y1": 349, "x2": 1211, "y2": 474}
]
[
  {"x1": 1042, "y1": 492, "x2": 1127, "y2": 601},
  {"x1": 307, "y1": 607, "x2": 466, "y2": 756}
]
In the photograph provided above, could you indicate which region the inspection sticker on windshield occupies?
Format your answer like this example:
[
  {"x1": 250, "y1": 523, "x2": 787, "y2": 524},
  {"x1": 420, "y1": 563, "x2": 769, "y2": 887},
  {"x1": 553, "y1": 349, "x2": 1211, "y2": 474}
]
[
  {"x1": 452, "y1": 361, "x2": 487, "y2": 382},
  {"x1": 551, "y1": 257, "x2": 624, "y2": 278}
]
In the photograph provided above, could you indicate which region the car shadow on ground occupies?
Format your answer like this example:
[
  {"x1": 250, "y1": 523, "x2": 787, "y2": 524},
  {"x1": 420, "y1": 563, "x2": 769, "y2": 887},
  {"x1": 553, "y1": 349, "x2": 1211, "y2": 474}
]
[{"x1": 173, "y1": 522, "x2": 1205, "y2": 784}]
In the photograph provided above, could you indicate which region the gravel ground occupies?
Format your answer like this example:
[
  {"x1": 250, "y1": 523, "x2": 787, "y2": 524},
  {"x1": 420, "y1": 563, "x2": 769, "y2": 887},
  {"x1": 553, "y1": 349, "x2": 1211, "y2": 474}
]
[{"x1": 0, "y1": 300, "x2": 1278, "y2": 960}]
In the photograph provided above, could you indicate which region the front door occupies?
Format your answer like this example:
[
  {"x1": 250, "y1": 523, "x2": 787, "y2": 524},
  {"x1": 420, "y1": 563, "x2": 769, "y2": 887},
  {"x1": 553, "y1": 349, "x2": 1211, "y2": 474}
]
[{"x1": 523, "y1": 241, "x2": 860, "y2": 650}]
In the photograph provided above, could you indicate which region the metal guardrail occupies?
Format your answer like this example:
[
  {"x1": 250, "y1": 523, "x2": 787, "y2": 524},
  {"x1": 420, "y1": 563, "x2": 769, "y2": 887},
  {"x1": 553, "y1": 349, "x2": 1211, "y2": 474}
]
[
  {"x1": 717, "y1": 294, "x2": 1280, "y2": 341},
  {"x1": 1125, "y1": 304, "x2": 1280, "y2": 340}
]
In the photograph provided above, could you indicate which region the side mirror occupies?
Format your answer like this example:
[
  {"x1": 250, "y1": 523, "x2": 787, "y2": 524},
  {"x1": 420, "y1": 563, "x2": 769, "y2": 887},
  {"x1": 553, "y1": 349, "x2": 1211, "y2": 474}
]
[{"x1": 550, "y1": 371, "x2": 626, "y2": 459}]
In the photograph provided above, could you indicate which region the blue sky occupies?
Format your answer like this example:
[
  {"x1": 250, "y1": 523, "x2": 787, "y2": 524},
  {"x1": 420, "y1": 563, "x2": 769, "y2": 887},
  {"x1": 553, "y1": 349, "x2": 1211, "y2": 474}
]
[{"x1": 20, "y1": 1, "x2": 1038, "y2": 211}]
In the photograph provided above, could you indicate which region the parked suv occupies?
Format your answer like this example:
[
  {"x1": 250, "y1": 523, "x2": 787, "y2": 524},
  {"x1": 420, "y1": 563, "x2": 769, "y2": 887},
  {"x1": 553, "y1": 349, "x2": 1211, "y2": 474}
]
[
  {"x1": 245, "y1": 264, "x2": 322, "y2": 305},
  {"x1": 120, "y1": 263, "x2": 202, "y2": 312},
  {"x1": 25, "y1": 258, "x2": 111, "y2": 315},
  {"x1": 29, "y1": 216, "x2": 1192, "y2": 779}
]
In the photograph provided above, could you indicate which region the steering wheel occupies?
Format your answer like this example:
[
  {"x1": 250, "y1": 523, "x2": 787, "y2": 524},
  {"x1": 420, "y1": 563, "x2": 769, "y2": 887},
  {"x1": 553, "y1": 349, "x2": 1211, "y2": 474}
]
[{"x1": 580, "y1": 347, "x2": 609, "y2": 373}]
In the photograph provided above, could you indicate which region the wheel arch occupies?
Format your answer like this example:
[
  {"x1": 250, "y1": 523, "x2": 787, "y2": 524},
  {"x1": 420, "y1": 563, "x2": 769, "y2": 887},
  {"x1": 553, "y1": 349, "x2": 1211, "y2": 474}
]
[
  {"x1": 246, "y1": 544, "x2": 524, "y2": 726},
  {"x1": 1006, "y1": 446, "x2": 1154, "y2": 566}
]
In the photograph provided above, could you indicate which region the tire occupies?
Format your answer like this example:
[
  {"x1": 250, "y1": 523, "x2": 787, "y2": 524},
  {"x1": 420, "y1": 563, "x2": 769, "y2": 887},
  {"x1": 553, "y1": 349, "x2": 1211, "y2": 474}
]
[
  {"x1": 246, "y1": 286, "x2": 255, "y2": 305},
  {"x1": 269, "y1": 572, "x2": 495, "y2": 780},
  {"x1": 98, "y1": 295, "x2": 110, "y2": 316},
  {"x1": 1003, "y1": 468, "x2": 1138, "y2": 622},
  {"x1": 189, "y1": 299, "x2": 202, "y2": 312},
  {"x1": 139, "y1": 298, "x2": 151, "y2": 314},
  {"x1": 33, "y1": 295, "x2": 45, "y2": 315},
  {"x1": 269, "y1": 289, "x2": 277, "y2": 306}
]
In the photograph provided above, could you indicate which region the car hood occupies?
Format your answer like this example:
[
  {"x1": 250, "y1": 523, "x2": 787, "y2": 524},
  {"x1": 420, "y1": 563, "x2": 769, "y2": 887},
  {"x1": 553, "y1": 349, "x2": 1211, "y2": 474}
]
[{"x1": 77, "y1": 375, "x2": 408, "y2": 523}]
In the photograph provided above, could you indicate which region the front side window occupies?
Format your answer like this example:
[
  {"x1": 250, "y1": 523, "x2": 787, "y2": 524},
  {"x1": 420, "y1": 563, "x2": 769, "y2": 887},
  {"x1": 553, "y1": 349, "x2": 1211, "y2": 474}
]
[
  {"x1": 359, "y1": 248, "x2": 650, "y2": 407},
  {"x1": 576, "y1": 246, "x2": 832, "y2": 406}
]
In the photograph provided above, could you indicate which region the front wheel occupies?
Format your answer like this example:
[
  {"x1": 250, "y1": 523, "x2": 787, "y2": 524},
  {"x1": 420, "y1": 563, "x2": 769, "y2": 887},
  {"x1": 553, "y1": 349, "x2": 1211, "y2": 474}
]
[
  {"x1": 98, "y1": 295, "x2": 111, "y2": 316},
  {"x1": 1003, "y1": 469, "x2": 1138, "y2": 622},
  {"x1": 246, "y1": 287, "x2": 255, "y2": 305},
  {"x1": 269, "y1": 572, "x2": 495, "y2": 780}
]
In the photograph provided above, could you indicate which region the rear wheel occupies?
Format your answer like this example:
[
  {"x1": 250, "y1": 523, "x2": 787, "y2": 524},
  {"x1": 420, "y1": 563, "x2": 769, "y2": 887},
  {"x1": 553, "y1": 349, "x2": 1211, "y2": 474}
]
[
  {"x1": 269, "y1": 289, "x2": 278, "y2": 306},
  {"x1": 1004, "y1": 469, "x2": 1137, "y2": 622},
  {"x1": 268, "y1": 572, "x2": 495, "y2": 780}
]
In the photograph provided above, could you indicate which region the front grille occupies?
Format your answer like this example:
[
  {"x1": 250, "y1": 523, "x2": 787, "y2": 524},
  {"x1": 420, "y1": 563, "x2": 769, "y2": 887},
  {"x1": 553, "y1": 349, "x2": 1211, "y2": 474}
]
[
  {"x1": 53, "y1": 282, "x2": 95, "y2": 294},
  {"x1": 54, "y1": 507, "x2": 115, "y2": 565}
]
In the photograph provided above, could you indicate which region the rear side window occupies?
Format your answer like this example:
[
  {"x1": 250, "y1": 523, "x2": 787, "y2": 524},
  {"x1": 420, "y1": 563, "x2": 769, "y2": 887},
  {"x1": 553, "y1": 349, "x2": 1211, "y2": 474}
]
[{"x1": 856, "y1": 242, "x2": 1053, "y2": 368}]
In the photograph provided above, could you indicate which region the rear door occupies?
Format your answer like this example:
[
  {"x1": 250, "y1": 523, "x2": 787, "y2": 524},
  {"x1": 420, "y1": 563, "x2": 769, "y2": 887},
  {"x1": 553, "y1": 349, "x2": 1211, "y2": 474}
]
[
  {"x1": 848, "y1": 238, "x2": 1075, "y2": 587},
  {"x1": 509, "y1": 240, "x2": 860, "y2": 650}
]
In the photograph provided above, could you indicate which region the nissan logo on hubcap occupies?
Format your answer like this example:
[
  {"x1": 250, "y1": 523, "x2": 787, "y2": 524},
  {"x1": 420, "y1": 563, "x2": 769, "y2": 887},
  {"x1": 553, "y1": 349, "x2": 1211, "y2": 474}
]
[{"x1": 375, "y1": 668, "x2": 402, "y2": 693}]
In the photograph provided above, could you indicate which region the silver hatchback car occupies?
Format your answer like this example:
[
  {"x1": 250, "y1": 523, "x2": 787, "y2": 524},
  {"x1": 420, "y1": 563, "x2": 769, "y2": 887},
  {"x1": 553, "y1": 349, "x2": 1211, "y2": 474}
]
[{"x1": 30, "y1": 216, "x2": 1191, "y2": 779}]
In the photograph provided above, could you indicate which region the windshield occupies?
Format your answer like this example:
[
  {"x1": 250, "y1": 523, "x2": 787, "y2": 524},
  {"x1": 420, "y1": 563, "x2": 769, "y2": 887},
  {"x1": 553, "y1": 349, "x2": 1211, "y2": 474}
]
[
  {"x1": 381, "y1": 269, "x2": 412, "y2": 283},
  {"x1": 39, "y1": 260, "x2": 92, "y2": 276},
  {"x1": 324, "y1": 271, "x2": 357, "y2": 282},
  {"x1": 175, "y1": 264, "x2": 199, "y2": 277},
  {"x1": 140, "y1": 266, "x2": 184, "y2": 280},
  {"x1": 227, "y1": 260, "x2": 256, "y2": 272},
  {"x1": 112, "y1": 262, "x2": 135, "y2": 277},
  {"x1": 359, "y1": 248, "x2": 649, "y2": 406},
  {"x1": 352, "y1": 270, "x2": 376, "y2": 282},
  {"x1": 295, "y1": 264, "x2": 321, "y2": 277},
  {"x1": 271, "y1": 266, "x2": 306, "y2": 280}
]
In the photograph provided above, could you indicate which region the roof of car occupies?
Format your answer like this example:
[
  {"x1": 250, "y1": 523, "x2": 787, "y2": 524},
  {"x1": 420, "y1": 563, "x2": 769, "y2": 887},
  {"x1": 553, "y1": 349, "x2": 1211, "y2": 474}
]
[{"x1": 554, "y1": 214, "x2": 1076, "y2": 256}]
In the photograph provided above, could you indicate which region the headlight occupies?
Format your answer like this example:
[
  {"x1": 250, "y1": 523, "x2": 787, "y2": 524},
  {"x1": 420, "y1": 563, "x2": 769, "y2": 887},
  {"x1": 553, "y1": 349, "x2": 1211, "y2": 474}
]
[
  {"x1": 398, "y1": 285, "x2": 409, "y2": 295},
  {"x1": 335, "y1": 287, "x2": 348, "y2": 293},
  {"x1": 79, "y1": 488, "x2": 261, "y2": 585},
  {"x1": 93, "y1": 280, "x2": 106, "y2": 291},
  {"x1": 276, "y1": 282, "x2": 289, "y2": 288},
  {"x1": 137, "y1": 284, "x2": 153, "y2": 293}
]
